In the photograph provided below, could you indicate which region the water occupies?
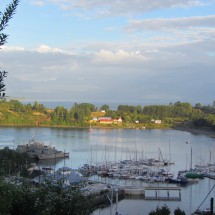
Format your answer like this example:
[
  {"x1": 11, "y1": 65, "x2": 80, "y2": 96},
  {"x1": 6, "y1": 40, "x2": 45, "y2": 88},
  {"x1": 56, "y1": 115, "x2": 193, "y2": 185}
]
[{"x1": 0, "y1": 127, "x2": 215, "y2": 215}]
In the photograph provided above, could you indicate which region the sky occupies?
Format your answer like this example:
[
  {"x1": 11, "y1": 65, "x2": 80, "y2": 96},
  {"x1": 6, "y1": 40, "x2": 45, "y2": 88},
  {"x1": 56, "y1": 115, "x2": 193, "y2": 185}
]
[{"x1": 0, "y1": 0, "x2": 215, "y2": 106}]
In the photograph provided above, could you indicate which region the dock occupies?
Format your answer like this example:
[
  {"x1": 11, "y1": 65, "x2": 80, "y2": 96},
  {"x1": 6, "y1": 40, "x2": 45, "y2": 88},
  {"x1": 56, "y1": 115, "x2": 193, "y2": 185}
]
[
  {"x1": 144, "y1": 186, "x2": 181, "y2": 201},
  {"x1": 124, "y1": 187, "x2": 145, "y2": 196},
  {"x1": 123, "y1": 186, "x2": 181, "y2": 201}
]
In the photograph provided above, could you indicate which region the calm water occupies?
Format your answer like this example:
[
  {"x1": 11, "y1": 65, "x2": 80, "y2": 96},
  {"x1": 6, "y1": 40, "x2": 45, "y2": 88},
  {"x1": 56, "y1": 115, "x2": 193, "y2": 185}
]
[{"x1": 0, "y1": 127, "x2": 215, "y2": 215}]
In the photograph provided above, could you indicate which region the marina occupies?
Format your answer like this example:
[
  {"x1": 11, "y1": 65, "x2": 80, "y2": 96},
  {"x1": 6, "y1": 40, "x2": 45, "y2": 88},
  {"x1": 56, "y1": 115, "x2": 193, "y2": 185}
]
[{"x1": 1, "y1": 127, "x2": 215, "y2": 215}]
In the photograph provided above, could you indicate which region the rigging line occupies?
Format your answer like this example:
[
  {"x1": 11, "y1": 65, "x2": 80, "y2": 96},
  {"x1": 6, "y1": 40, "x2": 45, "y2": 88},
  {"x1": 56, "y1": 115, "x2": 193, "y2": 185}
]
[{"x1": 194, "y1": 184, "x2": 215, "y2": 213}]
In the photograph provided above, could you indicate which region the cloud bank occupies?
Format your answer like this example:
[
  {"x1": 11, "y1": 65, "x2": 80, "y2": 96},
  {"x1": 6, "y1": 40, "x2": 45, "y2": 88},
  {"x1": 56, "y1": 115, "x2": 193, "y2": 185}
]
[{"x1": 0, "y1": 0, "x2": 214, "y2": 105}]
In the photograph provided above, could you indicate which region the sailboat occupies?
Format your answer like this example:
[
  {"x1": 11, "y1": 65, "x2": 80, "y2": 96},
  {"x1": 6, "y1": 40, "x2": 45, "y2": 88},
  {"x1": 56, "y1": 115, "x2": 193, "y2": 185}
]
[{"x1": 89, "y1": 123, "x2": 93, "y2": 132}]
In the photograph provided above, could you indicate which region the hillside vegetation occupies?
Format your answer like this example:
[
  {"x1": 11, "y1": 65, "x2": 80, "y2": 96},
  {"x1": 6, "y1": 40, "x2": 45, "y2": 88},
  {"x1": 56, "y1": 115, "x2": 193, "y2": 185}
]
[{"x1": 0, "y1": 100, "x2": 215, "y2": 131}]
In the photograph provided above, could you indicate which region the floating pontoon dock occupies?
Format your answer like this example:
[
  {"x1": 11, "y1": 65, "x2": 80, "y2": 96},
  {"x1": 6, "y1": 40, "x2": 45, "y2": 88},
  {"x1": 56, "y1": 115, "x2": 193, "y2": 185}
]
[{"x1": 144, "y1": 186, "x2": 181, "y2": 201}]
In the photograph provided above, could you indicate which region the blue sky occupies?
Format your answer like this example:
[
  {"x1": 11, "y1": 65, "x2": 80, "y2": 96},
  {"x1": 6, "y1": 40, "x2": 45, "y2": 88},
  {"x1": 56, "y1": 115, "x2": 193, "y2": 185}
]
[{"x1": 0, "y1": 0, "x2": 215, "y2": 106}]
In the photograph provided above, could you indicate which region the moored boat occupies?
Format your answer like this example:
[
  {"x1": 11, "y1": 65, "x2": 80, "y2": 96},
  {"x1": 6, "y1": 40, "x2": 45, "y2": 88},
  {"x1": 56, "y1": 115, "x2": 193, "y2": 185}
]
[
  {"x1": 16, "y1": 139, "x2": 69, "y2": 160},
  {"x1": 168, "y1": 176, "x2": 188, "y2": 185},
  {"x1": 185, "y1": 172, "x2": 204, "y2": 179}
]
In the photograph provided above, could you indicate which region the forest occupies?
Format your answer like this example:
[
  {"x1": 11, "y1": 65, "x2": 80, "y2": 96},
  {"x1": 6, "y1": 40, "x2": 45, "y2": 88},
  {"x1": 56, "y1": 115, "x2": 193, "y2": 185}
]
[{"x1": 0, "y1": 100, "x2": 215, "y2": 131}]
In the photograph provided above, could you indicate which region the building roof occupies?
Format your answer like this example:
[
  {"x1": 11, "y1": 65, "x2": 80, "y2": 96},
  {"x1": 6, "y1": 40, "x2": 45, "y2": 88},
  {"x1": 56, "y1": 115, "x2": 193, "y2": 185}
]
[{"x1": 32, "y1": 167, "x2": 86, "y2": 185}]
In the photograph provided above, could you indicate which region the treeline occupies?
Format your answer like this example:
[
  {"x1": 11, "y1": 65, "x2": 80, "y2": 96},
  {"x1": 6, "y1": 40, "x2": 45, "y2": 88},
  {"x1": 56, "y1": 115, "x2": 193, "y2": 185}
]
[
  {"x1": 0, "y1": 170, "x2": 94, "y2": 215},
  {"x1": 0, "y1": 147, "x2": 95, "y2": 214},
  {"x1": 0, "y1": 100, "x2": 215, "y2": 130},
  {"x1": 0, "y1": 147, "x2": 31, "y2": 177},
  {"x1": 0, "y1": 100, "x2": 97, "y2": 127}
]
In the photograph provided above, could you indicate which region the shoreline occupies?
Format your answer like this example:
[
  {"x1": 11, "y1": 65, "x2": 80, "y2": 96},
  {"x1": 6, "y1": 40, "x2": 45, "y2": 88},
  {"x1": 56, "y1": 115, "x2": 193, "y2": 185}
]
[
  {"x1": 174, "y1": 127, "x2": 215, "y2": 138},
  {"x1": 0, "y1": 124, "x2": 215, "y2": 138}
]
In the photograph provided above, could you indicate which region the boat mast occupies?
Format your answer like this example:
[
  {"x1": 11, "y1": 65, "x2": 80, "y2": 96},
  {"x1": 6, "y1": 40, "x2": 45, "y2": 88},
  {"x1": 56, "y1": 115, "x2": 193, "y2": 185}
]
[
  {"x1": 169, "y1": 139, "x2": 171, "y2": 163},
  {"x1": 114, "y1": 139, "x2": 117, "y2": 165},
  {"x1": 186, "y1": 141, "x2": 192, "y2": 170},
  {"x1": 191, "y1": 146, "x2": 193, "y2": 169}
]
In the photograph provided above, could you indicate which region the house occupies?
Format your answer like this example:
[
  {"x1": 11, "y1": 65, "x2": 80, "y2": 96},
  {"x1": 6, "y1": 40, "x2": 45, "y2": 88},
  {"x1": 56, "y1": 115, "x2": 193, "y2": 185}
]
[
  {"x1": 151, "y1": 119, "x2": 162, "y2": 124},
  {"x1": 99, "y1": 117, "x2": 114, "y2": 124},
  {"x1": 92, "y1": 117, "x2": 98, "y2": 122},
  {"x1": 91, "y1": 116, "x2": 123, "y2": 124},
  {"x1": 155, "y1": 120, "x2": 162, "y2": 124},
  {"x1": 114, "y1": 117, "x2": 122, "y2": 124},
  {"x1": 32, "y1": 167, "x2": 86, "y2": 185}
]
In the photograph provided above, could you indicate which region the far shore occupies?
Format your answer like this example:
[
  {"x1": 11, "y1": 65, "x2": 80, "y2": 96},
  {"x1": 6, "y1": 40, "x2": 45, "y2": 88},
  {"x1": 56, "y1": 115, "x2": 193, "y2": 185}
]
[{"x1": 174, "y1": 127, "x2": 215, "y2": 138}]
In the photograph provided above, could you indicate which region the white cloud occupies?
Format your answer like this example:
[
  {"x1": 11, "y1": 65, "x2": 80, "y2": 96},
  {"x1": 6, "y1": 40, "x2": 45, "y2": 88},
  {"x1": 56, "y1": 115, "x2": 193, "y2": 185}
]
[
  {"x1": 1, "y1": 35, "x2": 215, "y2": 103},
  {"x1": 32, "y1": 0, "x2": 210, "y2": 16},
  {"x1": 93, "y1": 49, "x2": 148, "y2": 64},
  {"x1": 126, "y1": 15, "x2": 215, "y2": 32},
  {"x1": 36, "y1": 45, "x2": 63, "y2": 54},
  {"x1": 1, "y1": 46, "x2": 25, "y2": 52},
  {"x1": 123, "y1": 15, "x2": 215, "y2": 45},
  {"x1": 31, "y1": 0, "x2": 45, "y2": 7}
]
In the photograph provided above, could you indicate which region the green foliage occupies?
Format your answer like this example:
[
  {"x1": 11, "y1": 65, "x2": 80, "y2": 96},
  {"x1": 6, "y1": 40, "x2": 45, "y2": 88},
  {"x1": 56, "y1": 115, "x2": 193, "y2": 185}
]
[
  {"x1": 149, "y1": 205, "x2": 171, "y2": 215},
  {"x1": 207, "y1": 115, "x2": 215, "y2": 128},
  {"x1": 0, "y1": 178, "x2": 95, "y2": 215},
  {"x1": 192, "y1": 118, "x2": 209, "y2": 127},
  {"x1": 105, "y1": 109, "x2": 118, "y2": 119},
  {"x1": 117, "y1": 105, "x2": 142, "y2": 114},
  {"x1": 174, "y1": 207, "x2": 186, "y2": 215},
  {"x1": 51, "y1": 106, "x2": 68, "y2": 125},
  {"x1": 0, "y1": 0, "x2": 19, "y2": 99},
  {"x1": 33, "y1": 101, "x2": 46, "y2": 113},
  {"x1": 142, "y1": 102, "x2": 197, "y2": 119},
  {"x1": 0, "y1": 0, "x2": 19, "y2": 46},
  {"x1": 0, "y1": 71, "x2": 7, "y2": 98},
  {"x1": 148, "y1": 206, "x2": 186, "y2": 215},
  {"x1": 0, "y1": 100, "x2": 215, "y2": 130},
  {"x1": 0, "y1": 147, "x2": 31, "y2": 176},
  {"x1": 20, "y1": 167, "x2": 30, "y2": 178},
  {"x1": 100, "y1": 104, "x2": 109, "y2": 111}
]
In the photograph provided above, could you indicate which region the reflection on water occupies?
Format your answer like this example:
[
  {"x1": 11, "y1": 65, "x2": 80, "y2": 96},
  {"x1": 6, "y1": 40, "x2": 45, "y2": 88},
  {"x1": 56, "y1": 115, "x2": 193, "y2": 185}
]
[
  {"x1": 36, "y1": 157, "x2": 70, "y2": 168},
  {"x1": 93, "y1": 179, "x2": 215, "y2": 215},
  {"x1": 0, "y1": 127, "x2": 215, "y2": 215}
]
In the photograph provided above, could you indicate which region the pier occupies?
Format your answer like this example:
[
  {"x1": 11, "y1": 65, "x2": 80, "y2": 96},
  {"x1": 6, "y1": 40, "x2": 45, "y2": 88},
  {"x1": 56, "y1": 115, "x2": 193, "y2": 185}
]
[
  {"x1": 123, "y1": 187, "x2": 145, "y2": 196},
  {"x1": 144, "y1": 186, "x2": 181, "y2": 201},
  {"x1": 122, "y1": 186, "x2": 181, "y2": 201}
]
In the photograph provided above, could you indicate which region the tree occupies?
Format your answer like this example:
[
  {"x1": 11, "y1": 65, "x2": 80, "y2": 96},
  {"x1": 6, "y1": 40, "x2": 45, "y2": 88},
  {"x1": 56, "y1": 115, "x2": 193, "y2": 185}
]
[
  {"x1": 100, "y1": 104, "x2": 110, "y2": 111},
  {"x1": 148, "y1": 206, "x2": 186, "y2": 215},
  {"x1": 174, "y1": 207, "x2": 186, "y2": 215},
  {"x1": 0, "y1": 71, "x2": 7, "y2": 98},
  {"x1": 0, "y1": 0, "x2": 19, "y2": 99},
  {"x1": 0, "y1": 0, "x2": 19, "y2": 46},
  {"x1": 0, "y1": 147, "x2": 31, "y2": 176},
  {"x1": 0, "y1": 177, "x2": 95, "y2": 215},
  {"x1": 195, "y1": 103, "x2": 202, "y2": 109},
  {"x1": 149, "y1": 205, "x2": 171, "y2": 215}
]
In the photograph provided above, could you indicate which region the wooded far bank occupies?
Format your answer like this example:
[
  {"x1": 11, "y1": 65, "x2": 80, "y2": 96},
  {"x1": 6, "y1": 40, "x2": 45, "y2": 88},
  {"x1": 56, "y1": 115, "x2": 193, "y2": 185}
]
[{"x1": 0, "y1": 100, "x2": 215, "y2": 132}]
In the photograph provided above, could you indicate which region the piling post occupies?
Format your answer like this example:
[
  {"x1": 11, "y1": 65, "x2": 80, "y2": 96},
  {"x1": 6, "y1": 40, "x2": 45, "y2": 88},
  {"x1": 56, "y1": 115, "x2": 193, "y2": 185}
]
[{"x1": 210, "y1": 197, "x2": 213, "y2": 215}]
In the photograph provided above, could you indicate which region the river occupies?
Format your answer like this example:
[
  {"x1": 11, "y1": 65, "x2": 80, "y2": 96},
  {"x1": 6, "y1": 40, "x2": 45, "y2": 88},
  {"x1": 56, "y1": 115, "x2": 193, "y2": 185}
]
[{"x1": 0, "y1": 127, "x2": 215, "y2": 215}]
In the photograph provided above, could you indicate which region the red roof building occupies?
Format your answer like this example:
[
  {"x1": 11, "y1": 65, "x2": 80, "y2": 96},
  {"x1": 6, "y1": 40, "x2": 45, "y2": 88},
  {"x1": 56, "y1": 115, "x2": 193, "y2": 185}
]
[{"x1": 99, "y1": 117, "x2": 114, "y2": 124}]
